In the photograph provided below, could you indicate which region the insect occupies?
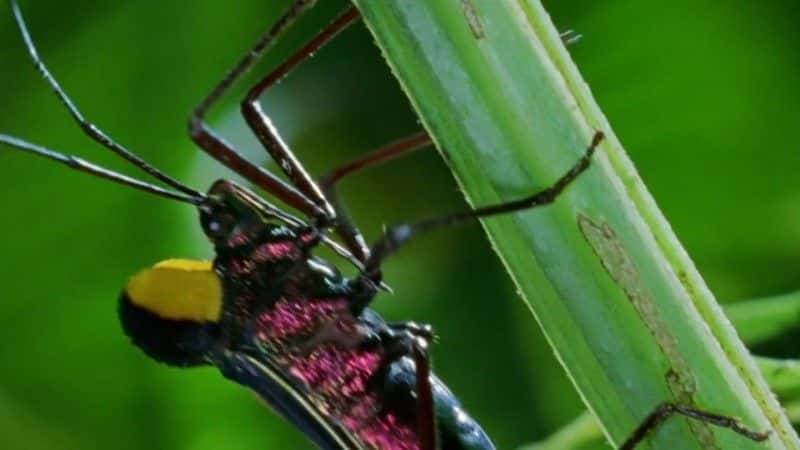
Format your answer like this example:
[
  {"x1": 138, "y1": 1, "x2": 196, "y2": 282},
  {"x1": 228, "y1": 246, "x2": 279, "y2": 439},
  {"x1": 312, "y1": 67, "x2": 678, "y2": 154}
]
[{"x1": 0, "y1": 1, "x2": 772, "y2": 449}]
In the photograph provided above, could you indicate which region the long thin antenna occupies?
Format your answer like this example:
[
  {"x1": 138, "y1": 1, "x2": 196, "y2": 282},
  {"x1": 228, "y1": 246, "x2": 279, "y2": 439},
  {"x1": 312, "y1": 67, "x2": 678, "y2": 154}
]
[
  {"x1": 0, "y1": 134, "x2": 204, "y2": 205},
  {"x1": 10, "y1": 0, "x2": 204, "y2": 200}
]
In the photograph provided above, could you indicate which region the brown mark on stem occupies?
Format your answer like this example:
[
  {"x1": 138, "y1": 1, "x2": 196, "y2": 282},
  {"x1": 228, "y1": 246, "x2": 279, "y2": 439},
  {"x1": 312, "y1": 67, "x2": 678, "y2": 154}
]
[
  {"x1": 578, "y1": 213, "x2": 719, "y2": 449},
  {"x1": 460, "y1": 0, "x2": 485, "y2": 39}
]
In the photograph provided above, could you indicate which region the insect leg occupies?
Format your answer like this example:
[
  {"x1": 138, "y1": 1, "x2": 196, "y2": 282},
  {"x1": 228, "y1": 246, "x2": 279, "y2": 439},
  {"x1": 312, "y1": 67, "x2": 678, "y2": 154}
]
[
  {"x1": 189, "y1": 121, "x2": 320, "y2": 216},
  {"x1": 319, "y1": 132, "x2": 432, "y2": 190},
  {"x1": 619, "y1": 403, "x2": 770, "y2": 450},
  {"x1": 359, "y1": 131, "x2": 604, "y2": 281},
  {"x1": 383, "y1": 324, "x2": 438, "y2": 450},
  {"x1": 411, "y1": 336, "x2": 437, "y2": 450},
  {"x1": 386, "y1": 322, "x2": 435, "y2": 341},
  {"x1": 241, "y1": 7, "x2": 360, "y2": 218},
  {"x1": 188, "y1": 0, "x2": 327, "y2": 219},
  {"x1": 319, "y1": 132, "x2": 433, "y2": 261},
  {"x1": 239, "y1": 6, "x2": 366, "y2": 261}
]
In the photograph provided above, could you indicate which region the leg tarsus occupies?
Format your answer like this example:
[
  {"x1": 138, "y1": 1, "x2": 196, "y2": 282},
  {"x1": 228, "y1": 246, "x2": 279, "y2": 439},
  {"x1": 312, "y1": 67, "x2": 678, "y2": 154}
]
[{"x1": 619, "y1": 402, "x2": 770, "y2": 450}]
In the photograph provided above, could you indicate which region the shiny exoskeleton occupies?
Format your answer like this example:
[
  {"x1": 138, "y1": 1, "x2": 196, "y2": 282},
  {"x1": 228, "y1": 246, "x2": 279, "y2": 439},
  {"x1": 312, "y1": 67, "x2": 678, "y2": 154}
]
[
  {"x1": 206, "y1": 182, "x2": 495, "y2": 450},
  {"x1": 122, "y1": 180, "x2": 494, "y2": 450}
]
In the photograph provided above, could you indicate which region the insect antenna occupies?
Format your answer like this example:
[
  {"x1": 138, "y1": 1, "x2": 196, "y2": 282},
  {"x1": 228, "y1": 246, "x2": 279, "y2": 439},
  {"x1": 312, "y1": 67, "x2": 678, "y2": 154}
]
[
  {"x1": 0, "y1": 134, "x2": 204, "y2": 205},
  {"x1": 9, "y1": 0, "x2": 205, "y2": 201}
]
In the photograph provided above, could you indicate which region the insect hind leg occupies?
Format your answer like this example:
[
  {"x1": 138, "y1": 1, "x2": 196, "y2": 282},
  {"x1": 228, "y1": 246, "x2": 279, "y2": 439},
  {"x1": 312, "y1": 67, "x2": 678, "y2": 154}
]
[
  {"x1": 381, "y1": 323, "x2": 438, "y2": 450},
  {"x1": 619, "y1": 403, "x2": 770, "y2": 450}
]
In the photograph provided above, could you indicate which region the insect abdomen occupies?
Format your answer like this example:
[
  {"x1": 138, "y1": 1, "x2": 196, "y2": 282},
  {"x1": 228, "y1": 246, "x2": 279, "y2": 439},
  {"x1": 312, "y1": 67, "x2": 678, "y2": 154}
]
[{"x1": 382, "y1": 357, "x2": 495, "y2": 450}]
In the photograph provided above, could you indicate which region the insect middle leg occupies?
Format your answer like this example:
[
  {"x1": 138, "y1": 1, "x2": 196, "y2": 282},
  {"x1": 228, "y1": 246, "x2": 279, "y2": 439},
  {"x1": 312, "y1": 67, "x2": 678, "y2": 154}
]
[
  {"x1": 189, "y1": 0, "x2": 327, "y2": 219},
  {"x1": 226, "y1": 2, "x2": 435, "y2": 263},
  {"x1": 189, "y1": 0, "x2": 375, "y2": 262},
  {"x1": 619, "y1": 402, "x2": 769, "y2": 449}
]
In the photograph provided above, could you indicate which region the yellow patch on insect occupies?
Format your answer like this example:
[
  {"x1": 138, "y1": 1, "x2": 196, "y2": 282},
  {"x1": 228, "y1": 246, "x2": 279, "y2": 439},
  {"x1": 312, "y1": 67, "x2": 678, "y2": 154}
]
[{"x1": 125, "y1": 259, "x2": 222, "y2": 322}]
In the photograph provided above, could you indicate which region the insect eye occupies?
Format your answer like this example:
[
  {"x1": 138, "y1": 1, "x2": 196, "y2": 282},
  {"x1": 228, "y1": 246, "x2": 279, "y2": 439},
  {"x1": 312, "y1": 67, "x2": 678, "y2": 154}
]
[
  {"x1": 207, "y1": 219, "x2": 222, "y2": 233},
  {"x1": 200, "y1": 207, "x2": 236, "y2": 240}
]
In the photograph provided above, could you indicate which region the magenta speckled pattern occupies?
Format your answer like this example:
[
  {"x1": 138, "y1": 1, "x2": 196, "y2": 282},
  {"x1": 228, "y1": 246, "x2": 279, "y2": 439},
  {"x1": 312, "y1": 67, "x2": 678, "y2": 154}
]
[
  {"x1": 289, "y1": 345, "x2": 381, "y2": 396},
  {"x1": 359, "y1": 411, "x2": 420, "y2": 450},
  {"x1": 287, "y1": 344, "x2": 419, "y2": 450},
  {"x1": 256, "y1": 298, "x2": 348, "y2": 341},
  {"x1": 256, "y1": 298, "x2": 420, "y2": 449},
  {"x1": 218, "y1": 228, "x2": 423, "y2": 449},
  {"x1": 253, "y1": 241, "x2": 298, "y2": 262},
  {"x1": 229, "y1": 258, "x2": 255, "y2": 276},
  {"x1": 226, "y1": 230, "x2": 252, "y2": 248}
]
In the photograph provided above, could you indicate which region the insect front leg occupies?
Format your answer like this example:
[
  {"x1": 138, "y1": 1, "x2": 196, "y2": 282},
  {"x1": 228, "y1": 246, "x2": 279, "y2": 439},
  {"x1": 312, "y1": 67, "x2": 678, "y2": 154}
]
[
  {"x1": 188, "y1": 0, "x2": 330, "y2": 219},
  {"x1": 240, "y1": 6, "x2": 360, "y2": 219},
  {"x1": 619, "y1": 402, "x2": 770, "y2": 449},
  {"x1": 238, "y1": 5, "x2": 371, "y2": 262}
]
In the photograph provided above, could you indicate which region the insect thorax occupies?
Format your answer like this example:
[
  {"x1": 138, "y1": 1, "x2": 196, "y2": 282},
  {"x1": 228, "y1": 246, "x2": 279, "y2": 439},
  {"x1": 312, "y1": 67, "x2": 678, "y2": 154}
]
[{"x1": 209, "y1": 220, "x2": 429, "y2": 449}]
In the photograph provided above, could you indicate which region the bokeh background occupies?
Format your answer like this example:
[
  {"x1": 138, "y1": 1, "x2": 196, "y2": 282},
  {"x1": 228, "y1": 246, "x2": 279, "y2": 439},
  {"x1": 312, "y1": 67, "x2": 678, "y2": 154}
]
[{"x1": 1, "y1": 1, "x2": 799, "y2": 449}]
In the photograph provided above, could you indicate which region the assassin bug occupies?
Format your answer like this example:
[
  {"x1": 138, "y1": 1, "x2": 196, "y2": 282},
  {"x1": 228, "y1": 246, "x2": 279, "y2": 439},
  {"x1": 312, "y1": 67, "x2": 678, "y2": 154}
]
[{"x1": 1, "y1": 1, "x2": 772, "y2": 449}]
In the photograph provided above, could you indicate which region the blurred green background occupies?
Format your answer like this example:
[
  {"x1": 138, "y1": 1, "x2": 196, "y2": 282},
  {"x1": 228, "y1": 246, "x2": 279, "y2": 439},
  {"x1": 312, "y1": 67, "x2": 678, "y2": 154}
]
[{"x1": 1, "y1": 1, "x2": 798, "y2": 449}]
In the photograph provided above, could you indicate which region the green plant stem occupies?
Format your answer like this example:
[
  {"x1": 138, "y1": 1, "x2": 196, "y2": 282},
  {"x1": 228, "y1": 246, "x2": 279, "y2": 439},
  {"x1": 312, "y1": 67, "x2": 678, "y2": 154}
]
[
  {"x1": 757, "y1": 357, "x2": 800, "y2": 401},
  {"x1": 726, "y1": 291, "x2": 800, "y2": 346},
  {"x1": 523, "y1": 357, "x2": 800, "y2": 449},
  {"x1": 786, "y1": 402, "x2": 800, "y2": 425},
  {"x1": 518, "y1": 411, "x2": 598, "y2": 450},
  {"x1": 352, "y1": 1, "x2": 796, "y2": 449}
]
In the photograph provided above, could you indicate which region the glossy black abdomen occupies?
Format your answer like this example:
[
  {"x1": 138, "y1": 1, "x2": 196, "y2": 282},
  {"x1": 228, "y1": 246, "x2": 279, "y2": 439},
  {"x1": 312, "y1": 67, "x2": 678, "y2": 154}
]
[{"x1": 381, "y1": 357, "x2": 495, "y2": 450}]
